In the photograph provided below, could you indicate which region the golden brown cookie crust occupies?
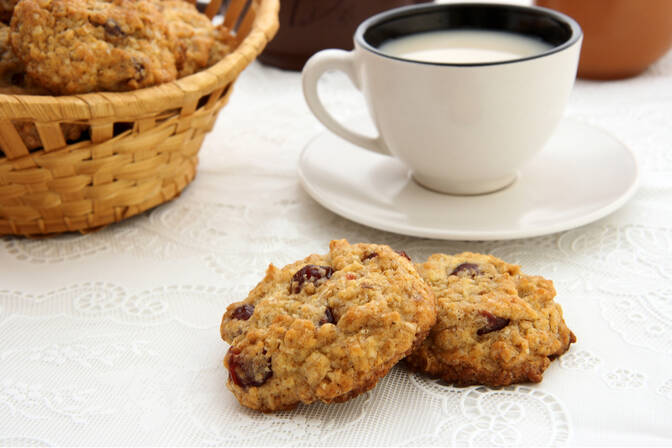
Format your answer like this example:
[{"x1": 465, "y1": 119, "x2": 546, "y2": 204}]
[
  {"x1": 220, "y1": 239, "x2": 436, "y2": 412},
  {"x1": 406, "y1": 252, "x2": 575, "y2": 387}
]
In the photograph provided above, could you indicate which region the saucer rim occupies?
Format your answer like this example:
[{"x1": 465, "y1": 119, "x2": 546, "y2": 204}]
[{"x1": 297, "y1": 118, "x2": 639, "y2": 241}]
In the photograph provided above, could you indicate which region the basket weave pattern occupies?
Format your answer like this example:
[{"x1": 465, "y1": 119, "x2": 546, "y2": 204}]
[{"x1": 0, "y1": 0, "x2": 279, "y2": 236}]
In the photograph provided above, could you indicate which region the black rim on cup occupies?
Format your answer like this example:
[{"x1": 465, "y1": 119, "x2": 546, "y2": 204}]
[{"x1": 356, "y1": 2, "x2": 583, "y2": 67}]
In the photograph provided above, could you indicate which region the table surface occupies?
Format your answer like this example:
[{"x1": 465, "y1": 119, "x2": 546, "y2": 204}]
[{"x1": 2, "y1": 27, "x2": 672, "y2": 448}]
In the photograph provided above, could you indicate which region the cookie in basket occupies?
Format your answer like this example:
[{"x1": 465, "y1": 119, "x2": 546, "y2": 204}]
[
  {"x1": 159, "y1": 0, "x2": 220, "y2": 77},
  {"x1": 406, "y1": 252, "x2": 575, "y2": 386},
  {"x1": 220, "y1": 239, "x2": 436, "y2": 412},
  {"x1": 9, "y1": 0, "x2": 234, "y2": 95},
  {"x1": 0, "y1": 21, "x2": 22, "y2": 84},
  {"x1": 10, "y1": 0, "x2": 178, "y2": 94},
  {"x1": 209, "y1": 23, "x2": 236, "y2": 66}
]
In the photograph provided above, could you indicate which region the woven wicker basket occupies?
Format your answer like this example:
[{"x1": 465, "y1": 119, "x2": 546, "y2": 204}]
[{"x1": 0, "y1": 0, "x2": 279, "y2": 236}]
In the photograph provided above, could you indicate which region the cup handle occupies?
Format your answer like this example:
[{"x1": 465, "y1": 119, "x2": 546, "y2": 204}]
[{"x1": 302, "y1": 49, "x2": 389, "y2": 156}]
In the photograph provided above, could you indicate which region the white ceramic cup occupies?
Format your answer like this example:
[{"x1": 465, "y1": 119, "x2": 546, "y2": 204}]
[{"x1": 302, "y1": 3, "x2": 582, "y2": 195}]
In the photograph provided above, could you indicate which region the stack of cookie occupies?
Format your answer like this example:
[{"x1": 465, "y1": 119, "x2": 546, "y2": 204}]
[
  {"x1": 220, "y1": 240, "x2": 576, "y2": 412},
  {"x1": 0, "y1": 0, "x2": 233, "y2": 149}
]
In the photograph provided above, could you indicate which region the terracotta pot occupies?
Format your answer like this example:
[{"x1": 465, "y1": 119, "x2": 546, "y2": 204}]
[
  {"x1": 258, "y1": 0, "x2": 430, "y2": 70},
  {"x1": 536, "y1": 0, "x2": 672, "y2": 79}
]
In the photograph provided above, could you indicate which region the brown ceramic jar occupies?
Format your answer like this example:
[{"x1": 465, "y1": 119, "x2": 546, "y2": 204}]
[
  {"x1": 258, "y1": 0, "x2": 430, "y2": 70},
  {"x1": 536, "y1": 0, "x2": 672, "y2": 79}
]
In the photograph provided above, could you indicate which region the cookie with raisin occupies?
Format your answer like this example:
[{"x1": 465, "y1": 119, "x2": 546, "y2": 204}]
[
  {"x1": 10, "y1": 0, "x2": 177, "y2": 94},
  {"x1": 406, "y1": 252, "x2": 575, "y2": 387},
  {"x1": 220, "y1": 239, "x2": 436, "y2": 412}
]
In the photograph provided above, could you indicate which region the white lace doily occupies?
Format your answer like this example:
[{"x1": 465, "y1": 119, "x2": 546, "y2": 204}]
[{"x1": 1, "y1": 20, "x2": 672, "y2": 447}]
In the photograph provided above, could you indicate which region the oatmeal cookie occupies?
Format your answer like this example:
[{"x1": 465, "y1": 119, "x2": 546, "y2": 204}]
[
  {"x1": 208, "y1": 23, "x2": 235, "y2": 66},
  {"x1": 0, "y1": 22, "x2": 47, "y2": 92},
  {"x1": 159, "y1": 0, "x2": 216, "y2": 77},
  {"x1": 0, "y1": 21, "x2": 22, "y2": 84},
  {"x1": 220, "y1": 239, "x2": 436, "y2": 412},
  {"x1": 10, "y1": 0, "x2": 177, "y2": 94},
  {"x1": 406, "y1": 252, "x2": 575, "y2": 387},
  {"x1": 1, "y1": 22, "x2": 46, "y2": 93}
]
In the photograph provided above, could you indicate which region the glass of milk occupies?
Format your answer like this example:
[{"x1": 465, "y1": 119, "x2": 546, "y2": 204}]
[{"x1": 302, "y1": 3, "x2": 582, "y2": 195}]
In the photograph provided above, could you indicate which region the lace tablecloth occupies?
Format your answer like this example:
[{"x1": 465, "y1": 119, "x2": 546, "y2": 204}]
[{"x1": 1, "y1": 37, "x2": 672, "y2": 447}]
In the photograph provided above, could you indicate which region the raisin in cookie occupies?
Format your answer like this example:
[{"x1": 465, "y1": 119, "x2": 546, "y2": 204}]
[
  {"x1": 406, "y1": 253, "x2": 575, "y2": 387},
  {"x1": 10, "y1": 0, "x2": 177, "y2": 94},
  {"x1": 0, "y1": 0, "x2": 17, "y2": 24},
  {"x1": 220, "y1": 239, "x2": 436, "y2": 412}
]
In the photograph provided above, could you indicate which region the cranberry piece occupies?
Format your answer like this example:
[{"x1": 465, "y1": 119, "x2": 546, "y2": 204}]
[
  {"x1": 231, "y1": 304, "x2": 254, "y2": 321},
  {"x1": 396, "y1": 250, "x2": 411, "y2": 261},
  {"x1": 227, "y1": 347, "x2": 273, "y2": 388},
  {"x1": 319, "y1": 307, "x2": 336, "y2": 326},
  {"x1": 362, "y1": 252, "x2": 378, "y2": 261},
  {"x1": 103, "y1": 18, "x2": 125, "y2": 37},
  {"x1": 10, "y1": 72, "x2": 24, "y2": 86},
  {"x1": 132, "y1": 59, "x2": 146, "y2": 82},
  {"x1": 450, "y1": 263, "x2": 480, "y2": 278},
  {"x1": 477, "y1": 310, "x2": 510, "y2": 335},
  {"x1": 290, "y1": 264, "x2": 334, "y2": 293}
]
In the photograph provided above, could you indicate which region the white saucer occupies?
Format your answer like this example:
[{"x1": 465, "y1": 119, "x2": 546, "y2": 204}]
[{"x1": 298, "y1": 118, "x2": 639, "y2": 240}]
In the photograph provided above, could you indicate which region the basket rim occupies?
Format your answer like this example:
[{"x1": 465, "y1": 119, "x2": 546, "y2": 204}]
[{"x1": 0, "y1": 0, "x2": 279, "y2": 121}]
